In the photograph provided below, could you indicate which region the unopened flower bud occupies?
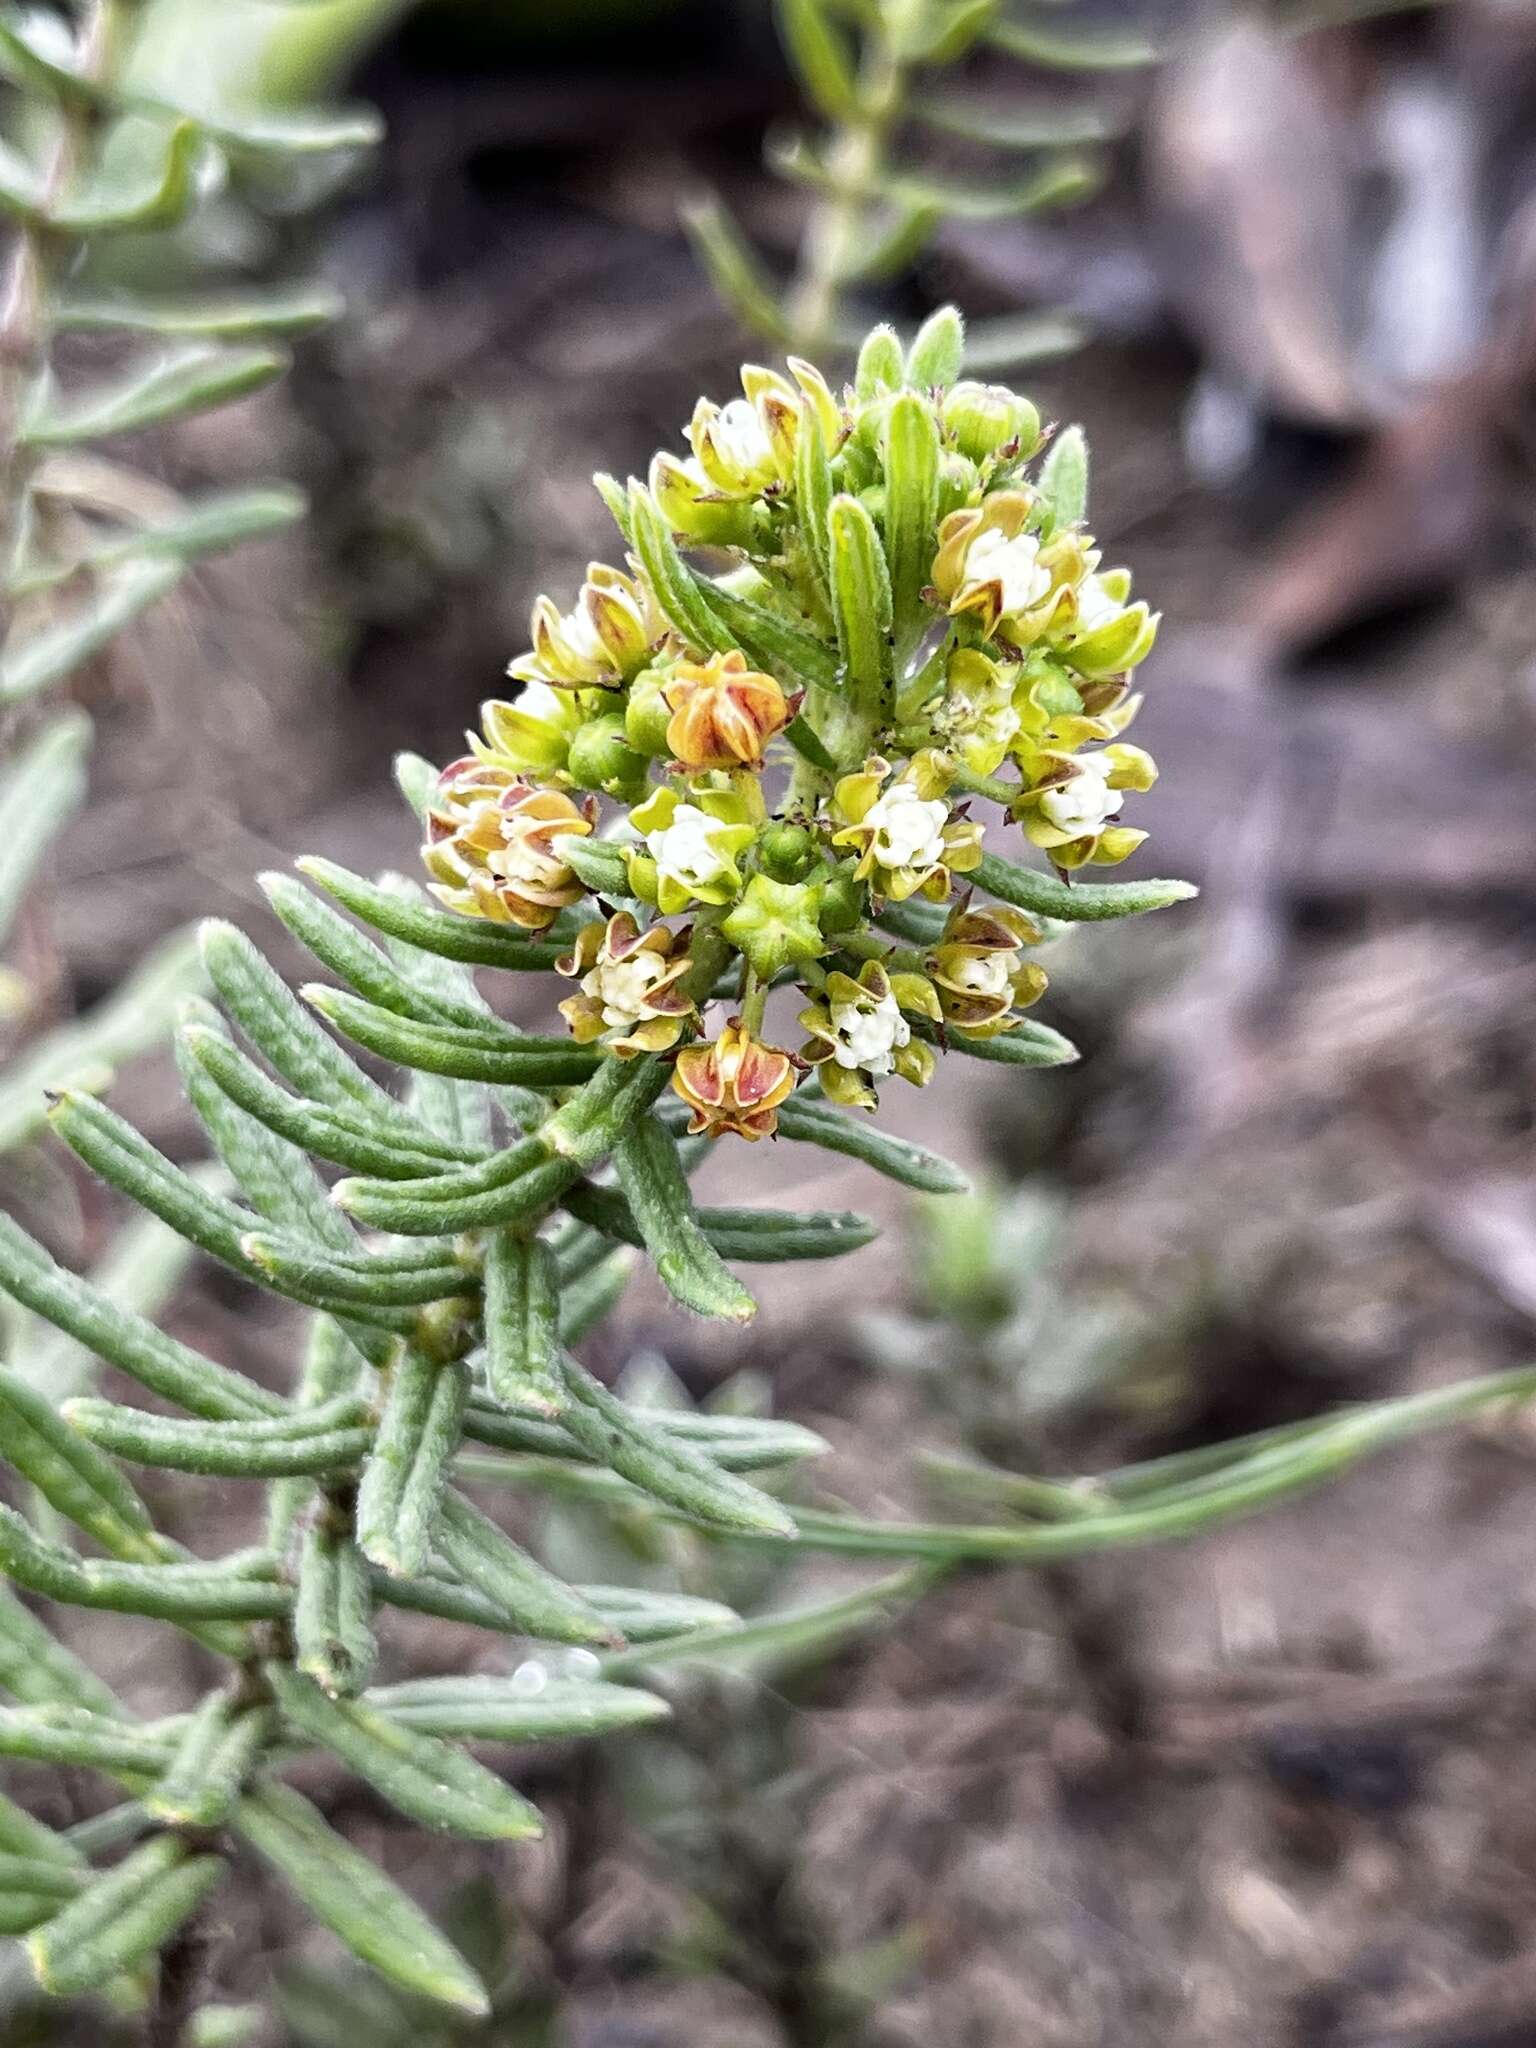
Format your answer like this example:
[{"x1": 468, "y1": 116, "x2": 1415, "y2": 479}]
[
  {"x1": 566, "y1": 714, "x2": 647, "y2": 802},
  {"x1": 623, "y1": 669, "x2": 674, "y2": 758},
  {"x1": 721, "y1": 875, "x2": 825, "y2": 980},
  {"x1": 943, "y1": 381, "x2": 1041, "y2": 464},
  {"x1": 758, "y1": 821, "x2": 816, "y2": 882}
]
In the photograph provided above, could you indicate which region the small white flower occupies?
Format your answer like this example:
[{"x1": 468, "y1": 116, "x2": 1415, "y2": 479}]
[
  {"x1": 829, "y1": 986, "x2": 910, "y2": 1076},
  {"x1": 1072, "y1": 574, "x2": 1122, "y2": 634},
  {"x1": 710, "y1": 397, "x2": 775, "y2": 476},
  {"x1": 965, "y1": 527, "x2": 1052, "y2": 616},
  {"x1": 950, "y1": 954, "x2": 1011, "y2": 998},
  {"x1": 864, "y1": 784, "x2": 948, "y2": 873},
  {"x1": 647, "y1": 803, "x2": 730, "y2": 891},
  {"x1": 1039, "y1": 754, "x2": 1122, "y2": 838},
  {"x1": 583, "y1": 950, "x2": 668, "y2": 1030}
]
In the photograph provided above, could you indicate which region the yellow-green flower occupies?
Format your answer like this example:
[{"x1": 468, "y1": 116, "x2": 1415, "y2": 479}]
[
  {"x1": 472, "y1": 684, "x2": 587, "y2": 780},
  {"x1": 929, "y1": 904, "x2": 1047, "y2": 1037},
  {"x1": 798, "y1": 961, "x2": 937, "y2": 1110},
  {"x1": 831, "y1": 755, "x2": 983, "y2": 903},
  {"x1": 556, "y1": 911, "x2": 697, "y2": 1056},
  {"x1": 1017, "y1": 743, "x2": 1158, "y2": 869},
  {"x1": 625, "y1": 783, "x2": 755, "y2": 915},
  {"x1": 423, "y1": 761, "x2": 593, "y2": 929},
  {"x1": 672, "y1": 1021, "x2": 798, "y2": 1141},
  {"x1": 1053, "y1": 567, "x2": 1159, "y2": 680},
  {"x1": 508, "y1": 563, "x2": 661, "y2": 689},
  {"x1": 931, "y1": 491, "x2": 1085, "y2": 643}
]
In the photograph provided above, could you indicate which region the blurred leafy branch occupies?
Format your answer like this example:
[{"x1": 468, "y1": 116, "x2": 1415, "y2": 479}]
[
  {"x1": 685, "y1": 0, "x2": 1153, "y2": 361},
  {"x1": 0, "y1": 0, "x2": 375, "y2": 1159}
]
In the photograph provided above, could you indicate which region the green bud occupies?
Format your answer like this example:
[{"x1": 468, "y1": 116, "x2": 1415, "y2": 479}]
[
  {"x1": 817, "y1": 866, "x2": 865, "y2": 935},
  {"x1": 758, "y1": 822, "x2": 817, "y2": 882},
  {"x1": 855, "y1": 323, "x2": 904, "y2": 401},
  {"x1": 624, "y1": 669, "x2": 673, "y2": 758},
  {"x1": 566, "y1": 714, "x2": 647, "y2": 801},
  {"x1": 721, "y1": 875, "x2": 826, "y2": 980},
  {"x1": 935, "y1": 452, "x2": 980, "y2": 523},
  {"x1": 905, "y1": 305, "x2": 965, "y2": 392},
  {"x1": 942, "y1": 381, "x2": 1041, "y2": 464}
]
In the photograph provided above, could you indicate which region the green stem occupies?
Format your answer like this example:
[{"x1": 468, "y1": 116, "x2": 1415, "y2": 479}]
[{"x1": 785, "y1": 7, "x2": 911, "y2": 356}]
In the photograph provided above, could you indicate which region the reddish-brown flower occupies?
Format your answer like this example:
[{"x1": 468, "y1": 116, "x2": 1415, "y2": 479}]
[
  {"x1": 662, "y1": 650, "x2": 790, "y2": 771},
  {"x1": 671, "y1": 1020, "x2": 797, "y2": 1141},
  {"x1": 423, "y1": 758, "x2": 592, "y2": 930}
]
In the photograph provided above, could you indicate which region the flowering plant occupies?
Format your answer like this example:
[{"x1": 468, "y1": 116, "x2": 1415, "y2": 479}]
[
  {"x1": 0, "y1": 308, "x2": 1208, "y2": 2022},
  {"x1": 428, "y1": 307, "x2": 1172, "y2": 1137}
]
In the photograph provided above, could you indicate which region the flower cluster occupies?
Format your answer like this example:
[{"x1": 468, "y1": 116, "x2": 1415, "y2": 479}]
[{"x1": 424, "y1": 311, "x2": 1160, "y2": 1138}]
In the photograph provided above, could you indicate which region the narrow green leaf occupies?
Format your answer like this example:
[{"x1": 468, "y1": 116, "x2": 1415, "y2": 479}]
[
  {"x1": 266, "y1": 1665, "x2": 542, "y2": 1841},
  {"x1": 55, "y1": 282, "x2": 343, "y2": 338},
  {"x1": 626, "y1": 484, "x2": 734, "y2": 653},
  {"x1": 792, "y1": 397, "x2": 834, "y2": 598},
  {"x1": 0, "y1": 1584, "x2": 122, "y2": 1718},
  {"x1": 0, "y1": 1854, "x2": 87, "y2": 1936},
  {"x1": 771, "y1": 1092, "x2": 971, "y2": 1192},
  {"x1": 974, "y1": 850, "x2": 1198, "y2": 921},
  {"x1": 50, "y1": 118, "x2": 203, "y2": 235},
  {"x1": 27, "y1": 1835, "x2": 223, "y2": 1998},
  {"x1": 435, "y1": 1493, "x2": 614, "y2": 1647},
  {"x1": 916, "y1": 94, "x2": 1118, "y2": 147},
  {"x1": 295, "y1": 858, "x2": 570, "y2": 971},
  {"x1": 988, "y1": 12, "x2": 1158, "y2": 69},
  {"x1": 295, "y1": 1516, "x2": 376, "y2": 1698},
  {"x1": 559, "y1": 1358, "x2": 795, "y2": 1537},
  {"x1": 22, "y1": 344, "x2": 287, "y2": 448},
  {"x1": 179, "y1": 1023, "x2": 474, "y2": 1181},
  {"x1": 145, "y1": 1695, "x2": 272, "y2": 1828},
  {"x1": 0, "y1": 557, "x2": 182, "y2": 704},
  {"x1": 600, "y1": 1566, "x2": 930, "y2": 1679},
  {"x1": 888, "y1": 157, "x2": 1101, "y2": 222},
  {"x1": 303, "y1": 987, "x2": 603, "y2": 1088},
  {"x1": 0, "y1": 1507, "x2": 290, "y2": 1620},
  {"x1": 559, "y1": 1247, "x2": 636, "y2": 1344},
  {"x1": 261, "y1": 873, "x2": 490, "y2": 1032},
  {"x1": 242, "y1": 1232, "x2": 466, "y2": 1309},
  {"x1": 559, "y1": 837, "x2": 630, "y2": 900},
  {"x1": 1036, "y1": 421, "x2": 1088, "y2": 527},
  {"x1": 902, "y1": 0, "x2": 999, "y2": 61},
  {"x1": 357, "y1": 1355, "x2": 469, "y2": 1578},
  {"x1": 961, "y1": 311, "x2": 1086, "y2": 374},
  {"x1": 847, "y1": 197, "x2": 943, "y2": 284},
  {"x1": 775, "y1": 0, "x2": 859, "y2": 118},
  {"x1": 0, "y1": 1366, "x2": 157, "y2": 1559},
  {"x1": 882, "y1": 392, "x2": 941, "y2": 658},
  {"x1": 64, "y1": 1398, "x2": 371, "y2": 1479},
  {"x1": 695, "y1": 576, "x2": 844, "y2": 692},
  {"x1": 828, "y1": 493, "x2": 893, "y2": 713},
  {"x1": 566, "y1": 1184, "x2": 878, "y2": 1264},
  {"x1": 462, "y1": 1398, "x2": 826, "y2": 1472},
  {"x1": 483, "y1": 1232, "x2": 562, "y2": 1415},
  {"x1": 237, "y1": 1783, "x2": 489, "y2": 2013},
  {"x1": 612, "y1": 1116, "x2": 756, "y2": 1323},
  {"x1": 199, "y1": 919, "x2": 403, "y2": 1118},
  {"x1": 193, "y1": 103, "x2": 382, "y2": 158},
  {"x1": 909, "y1": 1013, "x2": 1078, "y2": 1065},
  {"x1": 0, "y1": 1705, "x2": 175, "y2": 1775},
  {"x1": 364, "y1": 1674, "x2": 668, "y2": 1742},
  {"x1": 0, "y1": 1214, "x2": 279, "y2": 1421},
  {"x1": 578, "y1": 1585, "x2": 740, "y2": 1641},
  {"x1": 0, "y1": 710, "x2": 90, "y2": 950},
  {"x1": 679, "y1": 191, "x2": 789, "y2": 344}
]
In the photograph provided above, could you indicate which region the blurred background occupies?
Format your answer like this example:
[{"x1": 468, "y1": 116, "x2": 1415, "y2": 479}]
[{"x1": 10, "y1": 0, "x2": 1536, "y2": 2040}]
